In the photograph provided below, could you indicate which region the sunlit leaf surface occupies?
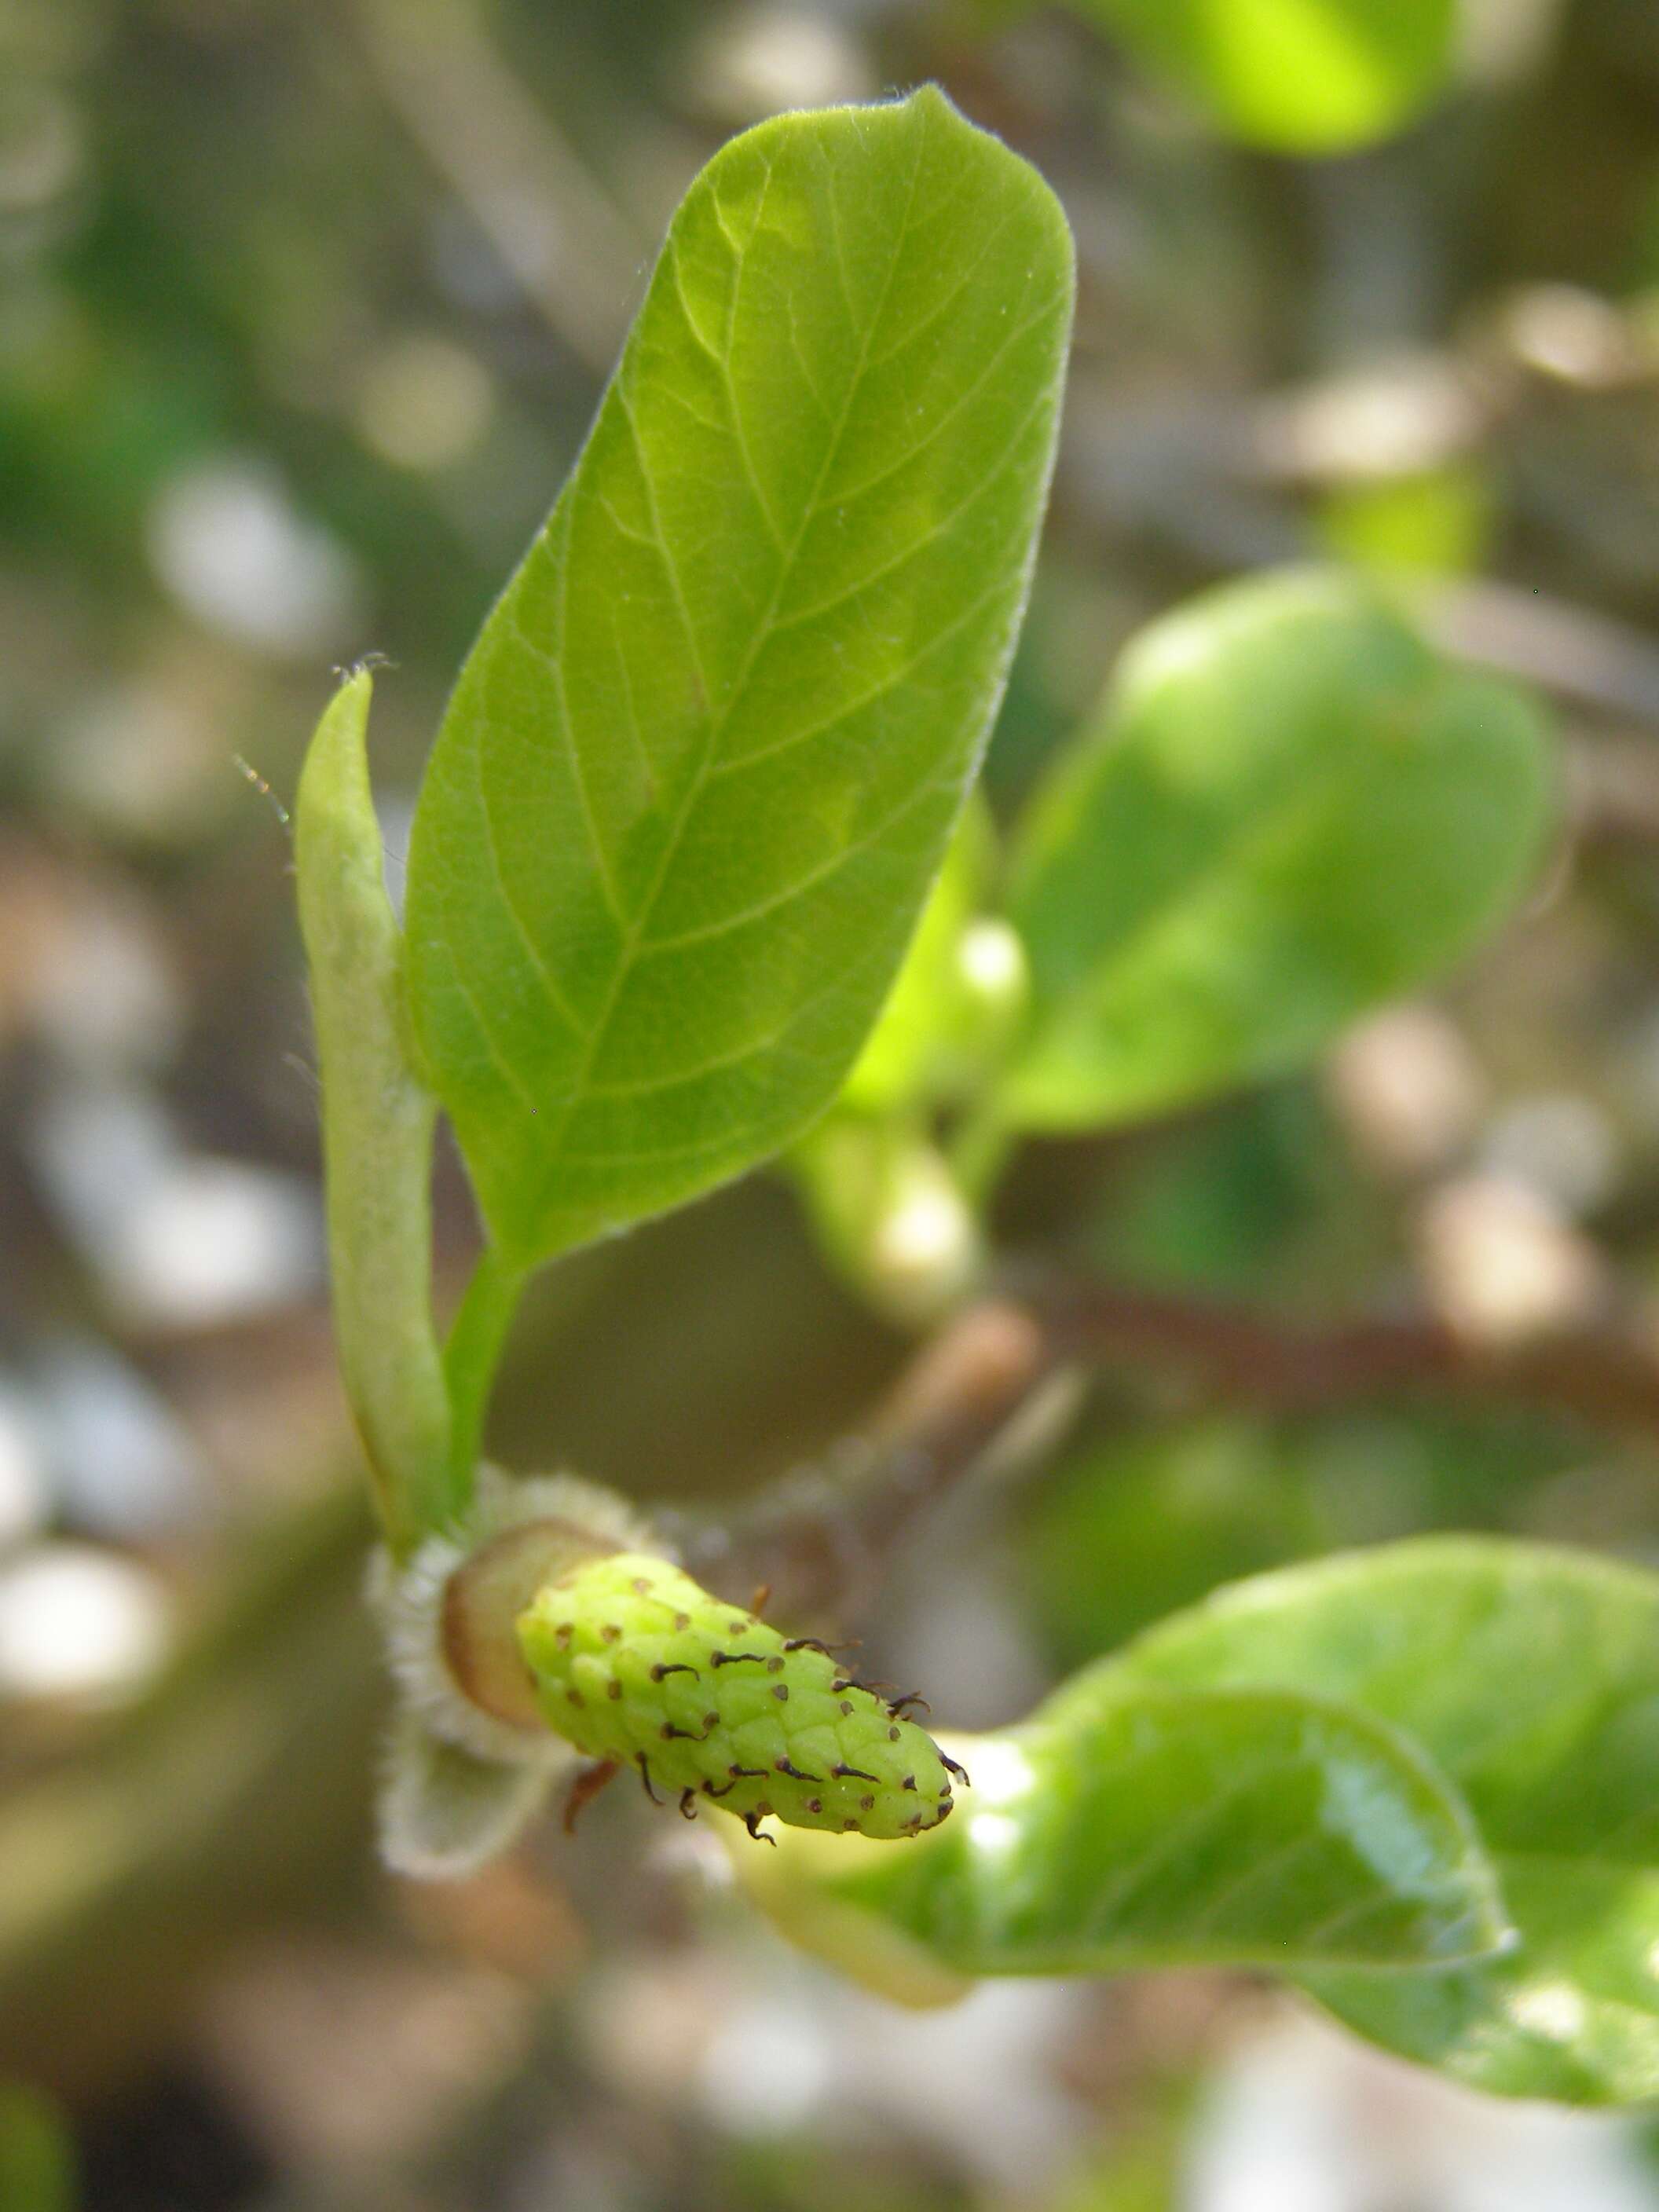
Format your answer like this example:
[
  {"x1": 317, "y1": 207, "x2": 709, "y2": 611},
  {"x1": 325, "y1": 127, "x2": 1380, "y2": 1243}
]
[
  {"x1": 1078, "y1": 0, "x2": 1458, "y2": 154},
  {"x1": 404, "y1": 89, "x2": 1072, "y2": 1265}
]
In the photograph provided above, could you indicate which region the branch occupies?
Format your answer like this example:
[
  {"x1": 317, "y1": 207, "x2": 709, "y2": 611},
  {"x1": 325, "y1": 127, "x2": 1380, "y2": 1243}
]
[
  {"x1": 693, "y1": 1276, "x2": 1659, "y2": 1619},
  {"x1": 1033, "y1": 1276, "x2": 1659, "y2": 1437},
  {"x1": 669, "y1": 1301, "x2": 1077, "y2": 1618},
  {"x1": 351, "y1": 0, "x2": 642, "y2": 377}
]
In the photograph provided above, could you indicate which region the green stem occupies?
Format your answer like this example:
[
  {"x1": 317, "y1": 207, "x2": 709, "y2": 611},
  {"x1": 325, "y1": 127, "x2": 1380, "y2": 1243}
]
[
  {"x1": 444, "y1": 1241, "x2": 529, "y2": 1492},
  {"x1": 949, "y1": 1095, "x2": 1015, "y2": 1206},
  {"x1": 296, "y1": 672, "x2": 456, "y2": 1555}
]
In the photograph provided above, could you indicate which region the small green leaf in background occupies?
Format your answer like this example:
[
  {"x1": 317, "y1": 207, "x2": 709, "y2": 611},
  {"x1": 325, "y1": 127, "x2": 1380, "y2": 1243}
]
[
  {"x1": 741, "y1": 1674, "x2": 1506, "y2": 1991},
  {"x1": 999, "y1": 569, "x2": 1553, "y2": 1133},
  {"x1": 0, "y1": 2084, "x2": 75, "y2": 2212},
  {"x1": 1119, "y1": 1538, "x2": 1659, "y2": 2104},
  {"x1": 838, "y1": 797, "x2": 1020, "y2": 1117},
  {"x1": 1074, "y1": 0, "x2": 1459, "y2": 155},
  {"x1": 1319, "y1": 463, "x2": 1496, "y2": 580},
  {"x1": 403, "y1": 89, "x2": 1073, "y2": 1269}
]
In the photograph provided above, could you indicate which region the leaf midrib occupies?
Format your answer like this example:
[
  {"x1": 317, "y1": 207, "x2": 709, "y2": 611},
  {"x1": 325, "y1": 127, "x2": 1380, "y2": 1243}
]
[{"x1": 511, "y1": 117, "x2": 936, "y2": 1245}]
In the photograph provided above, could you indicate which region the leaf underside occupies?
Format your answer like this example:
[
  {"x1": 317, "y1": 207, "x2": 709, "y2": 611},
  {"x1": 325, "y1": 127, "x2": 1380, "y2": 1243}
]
[
  {"x1": 1119, "y1": 1538, "x2": 1659, "y2": 2102},
  {"x1": 786, "y1": 1676, "x2": 1505, "y2": 1979},
  {"x1": 403, "y1": 87, "x2": 1073, "y2": 1267}
]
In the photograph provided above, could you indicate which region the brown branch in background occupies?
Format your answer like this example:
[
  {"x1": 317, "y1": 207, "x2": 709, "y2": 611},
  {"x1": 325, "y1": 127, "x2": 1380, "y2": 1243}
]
[
  {"x1": 351, "y1": 0, "x2": 643, "y2": 376},
  {"x1": 671, "y1": 1301, "x2": 1077, "y2": 1619},
  {"x1": 1419, "y1": 579, "x2": 1659, "y2": 734},
  {"x1": 698, "y1": 1277, "x2": 1659, "y2": 1620},
  {"x1": 1035, "y1": 1276, "x2": 1659, "y2": 1437}
]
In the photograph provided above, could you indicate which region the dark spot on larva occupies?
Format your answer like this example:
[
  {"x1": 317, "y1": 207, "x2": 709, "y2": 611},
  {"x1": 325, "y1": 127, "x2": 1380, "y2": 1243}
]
[
  {"x1": 839, "y1": 1701, "x2": 853, "y2": 1716},
  {"x1": 902, "y1": 1775, "x2": 917, "y2": 1792},
  {"x1": 755, "y1": 1800, "x2": 773, "y2": 1818},
  {"x1": 844, "y1": 1817, "x2": 859, "y2": 1829},
  {"x1": 567, "y1": 1688, "x2": 584, "y2": 1708},
  {"x1": 767, "y1": 1655, "x2": 786, "y2": 1674},
  {"x1": 806, "y1": 1798, "x2": 822, "y2": 1815},
  {"x1": 674, "y1": 1612, "x2": 690, "y2": 1631},
  {"x1": 888, "y1": 1726, "x2": 900, "y2": 1741},
  {"x1": 859, "y1": 1795, "x2": 875, "y2": 1811},
  {"x1": 632, "y1": 1577, "x2": 651, "y2": 1595},
  {"x1": 728, "y1": 1621, "x2": 746, "y2": 1635},
  {"x1": 772, "y1": 1683, "x2": 789, "y2": 1701},
  {"x1": 555, "y1": 1624, "x2": 573, "y2": 1649},
  {"x1": 606, "y1": 1680, "x2": 621, "y2": 1700},
  {"x1": 599, "y1": 1623, "x2": 621, "y2": 1643},
  {"x1": 703, "y1": 1712, "x2": 717, "y2": 1729}
]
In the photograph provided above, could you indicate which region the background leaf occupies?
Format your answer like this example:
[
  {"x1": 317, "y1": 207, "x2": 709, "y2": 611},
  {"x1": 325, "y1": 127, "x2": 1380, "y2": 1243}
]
[
  {"x1": 402, "y1": 88, "x2": 1072, "y2": 1267},
  {"x1": 1116, "y1": 1537, "x2": 1659, "y2": 2103},
  {"x1": 837, "y1": 796, "x2": 998, "y2": 1116},
  {"x1": 743, "y1": 1675, "x2": 1506, "y2": 1987},
  {"x1": 1070, "y1": 0, "x2": 1458, "y2": 154},
  {"x1": 998, "y1": 569, "x2": 1553, "y2": 1133}
]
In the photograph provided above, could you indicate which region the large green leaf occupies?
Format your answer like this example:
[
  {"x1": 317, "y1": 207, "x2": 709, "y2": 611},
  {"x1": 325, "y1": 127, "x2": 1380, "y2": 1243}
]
[
  {"x1": 1075, "y1": 0, "x2": 1458, "y2": 155},
  {"x1": 402, "y1": 90, "x2": 1072, "y2": 1267},
  {"x1": 999, "y1": 569, "x2": 1552, "y2": 1133},
  {"x1": 738, "y1": 1674, "x2": 1506, "y2": 1994},
  {"x1": 1116, "y1": 1538, "x2": 1659, "y2": 2102}
]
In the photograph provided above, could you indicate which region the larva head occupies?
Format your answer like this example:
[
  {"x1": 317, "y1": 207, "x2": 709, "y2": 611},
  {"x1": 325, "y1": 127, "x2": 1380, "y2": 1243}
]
[{"x1": 517, "y1": 1553, "x2": 954, "y2": 1841}]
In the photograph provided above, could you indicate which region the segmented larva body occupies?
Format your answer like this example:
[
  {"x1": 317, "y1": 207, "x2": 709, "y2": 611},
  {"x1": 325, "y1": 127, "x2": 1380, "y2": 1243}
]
[{"x1": 518, "y1": 1552, "x2": 955, "y2": 1840}]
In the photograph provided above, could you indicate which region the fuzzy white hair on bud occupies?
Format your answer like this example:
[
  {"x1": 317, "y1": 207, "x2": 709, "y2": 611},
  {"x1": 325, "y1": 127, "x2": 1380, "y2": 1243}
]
[
  {"x1": 376, "y1": 1708, "x2": 557, "y2": 1881},
  {"x1": 371, "y1": 1469, "x2": 665, "y2": 1878}
]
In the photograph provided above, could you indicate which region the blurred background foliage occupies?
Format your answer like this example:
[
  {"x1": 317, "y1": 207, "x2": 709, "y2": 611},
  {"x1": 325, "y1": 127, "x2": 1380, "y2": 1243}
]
[{"x1": 7, "y1": 0, "x2": 1659, "y2": 2205}]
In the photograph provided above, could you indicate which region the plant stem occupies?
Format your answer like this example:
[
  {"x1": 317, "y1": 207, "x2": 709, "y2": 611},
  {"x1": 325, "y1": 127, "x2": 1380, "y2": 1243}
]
[
  {"x1": 295, "y1": 672, "x2": 456, "y2": 1555},
  {"x1": 444, "y1": 1240, "x2": 529, "y2": 1490},
  {"x1": 949, "y1": 1097, "x2": 1015, "y2": 1205}
]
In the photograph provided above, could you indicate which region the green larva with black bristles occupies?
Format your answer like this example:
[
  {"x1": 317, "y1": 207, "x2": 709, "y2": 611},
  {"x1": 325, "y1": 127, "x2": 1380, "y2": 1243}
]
[{"x1": 518, "y1": 1553, "x2": 958, "y2": 1840}]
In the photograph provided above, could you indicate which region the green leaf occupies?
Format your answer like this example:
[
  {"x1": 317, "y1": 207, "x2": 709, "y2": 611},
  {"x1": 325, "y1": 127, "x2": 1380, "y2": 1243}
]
[
  {"x1": 1073, "y1": 0, "x2": 1458, "y2": 155},
  {"x1": 741, "y1": 1675, "x2": 1507, "y2": 1989},
  {"x1": 0, "y1": 2084, "x2": 75, "y2": 2212},
  {"x1": 1116, "y1": 1537, "x2": 1659, "y2": 2103},
  {"x1": 403, "y1": 89, "x2": 1073, "y2": 1269},
  {"x1": 837, "y1": 796, "x2": 1001, "y2": 1116},
  {"x1": 999, "y1": 569, "x2": 1552, "y2": 1133}
]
